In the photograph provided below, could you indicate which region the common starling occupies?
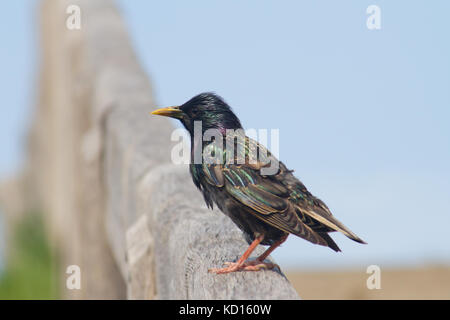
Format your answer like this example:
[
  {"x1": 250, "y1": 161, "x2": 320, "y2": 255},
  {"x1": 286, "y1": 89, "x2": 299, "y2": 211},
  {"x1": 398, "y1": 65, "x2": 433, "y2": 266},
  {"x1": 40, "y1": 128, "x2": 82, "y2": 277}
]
[{"x1": 152, "y1": 93, "x2": 366, "y2": 274}]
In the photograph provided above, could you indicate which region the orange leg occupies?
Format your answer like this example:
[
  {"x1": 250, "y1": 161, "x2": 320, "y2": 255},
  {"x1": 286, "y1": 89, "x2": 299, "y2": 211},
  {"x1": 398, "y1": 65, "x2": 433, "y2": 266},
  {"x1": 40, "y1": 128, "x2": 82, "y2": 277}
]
[
  {"x1": 226, "y1": 234, "x2": 288, "y2": 272},
  {"x1": 208, "y1": 234, "x2": 264, "y2": 274},
  {"x1": 208, "y1": 234, "x2": 288, "y2": 274},
  {"x1": 256, "y1": 234, "x2": 288, "y2": 262}
]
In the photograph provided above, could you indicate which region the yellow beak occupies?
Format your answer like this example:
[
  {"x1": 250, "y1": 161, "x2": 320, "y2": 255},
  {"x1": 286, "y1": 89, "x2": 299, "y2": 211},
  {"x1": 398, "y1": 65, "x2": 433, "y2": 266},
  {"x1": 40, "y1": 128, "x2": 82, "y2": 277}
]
[{"x1": 150, "y1": 106, "x2": 184, "y2": 119}]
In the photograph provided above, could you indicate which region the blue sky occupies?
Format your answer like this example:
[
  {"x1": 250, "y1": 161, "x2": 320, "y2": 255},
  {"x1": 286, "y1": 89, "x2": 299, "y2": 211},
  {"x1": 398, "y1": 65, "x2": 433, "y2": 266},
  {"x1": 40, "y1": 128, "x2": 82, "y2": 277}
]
[
  {"x1": 0, "y1": 1, "x2": 36, "y2": 178},
  {"x1": 1, "y1": 1, "x2": 449, "y2": 270}
]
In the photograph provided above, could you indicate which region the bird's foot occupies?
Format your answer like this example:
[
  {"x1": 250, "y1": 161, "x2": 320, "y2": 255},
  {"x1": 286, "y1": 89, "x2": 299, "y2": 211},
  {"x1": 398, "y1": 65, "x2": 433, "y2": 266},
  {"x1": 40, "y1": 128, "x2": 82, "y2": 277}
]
[{"x1": 208, "y1": 259, "x2": 279, "y2": 274}]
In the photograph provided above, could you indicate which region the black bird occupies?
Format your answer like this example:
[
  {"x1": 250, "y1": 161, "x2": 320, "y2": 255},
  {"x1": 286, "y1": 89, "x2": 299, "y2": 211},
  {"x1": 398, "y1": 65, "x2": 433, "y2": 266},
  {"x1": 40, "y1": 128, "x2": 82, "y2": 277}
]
[{"x1": 152, "y1": 93, "x2": 366, "y2": 274}]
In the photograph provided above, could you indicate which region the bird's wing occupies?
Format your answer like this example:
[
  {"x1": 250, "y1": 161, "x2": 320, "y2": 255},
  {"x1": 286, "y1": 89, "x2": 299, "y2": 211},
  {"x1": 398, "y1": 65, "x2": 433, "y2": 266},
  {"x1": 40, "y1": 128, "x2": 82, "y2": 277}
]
[
  {"x1": 201, "y1": 135, "x2": 365, "y2": 246},
  {"x1": 200, "y1": 137, "x2": 330, "y2": 247},
  {"x1": 285, "y1": 169, "x2": 366, "y2": 244},
  {"x1": 223, "y1": 166, "x2": 330, "y2": 246}
]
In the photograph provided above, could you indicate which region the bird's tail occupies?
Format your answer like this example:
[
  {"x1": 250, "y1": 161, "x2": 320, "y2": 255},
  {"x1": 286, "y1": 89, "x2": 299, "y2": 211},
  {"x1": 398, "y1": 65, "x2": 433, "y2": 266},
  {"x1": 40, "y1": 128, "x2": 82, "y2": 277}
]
[
  {"x1": 302, "y1": 208, "x2": 367, "y2": 245},
  {"x1": 335, "y1": 219, "x2": 367, "y2": 245},
  {"x1": 318, "y1": 232, "x2": 341, "y2": 252}
]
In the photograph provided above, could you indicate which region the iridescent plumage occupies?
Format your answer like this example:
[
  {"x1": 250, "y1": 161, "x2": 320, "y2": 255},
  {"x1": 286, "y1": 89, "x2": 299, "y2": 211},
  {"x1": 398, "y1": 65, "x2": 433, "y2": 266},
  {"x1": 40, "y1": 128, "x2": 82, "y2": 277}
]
[{"x1": 152, "y1": 93, "x2": 366, "y2": 273}]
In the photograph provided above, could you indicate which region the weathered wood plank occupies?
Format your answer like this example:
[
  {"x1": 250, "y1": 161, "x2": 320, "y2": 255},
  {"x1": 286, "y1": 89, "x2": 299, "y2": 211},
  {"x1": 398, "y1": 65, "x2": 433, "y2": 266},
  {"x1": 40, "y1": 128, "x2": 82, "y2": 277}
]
[{"x1": 138, "y1": 165, "x2": 300, "y2": 299}]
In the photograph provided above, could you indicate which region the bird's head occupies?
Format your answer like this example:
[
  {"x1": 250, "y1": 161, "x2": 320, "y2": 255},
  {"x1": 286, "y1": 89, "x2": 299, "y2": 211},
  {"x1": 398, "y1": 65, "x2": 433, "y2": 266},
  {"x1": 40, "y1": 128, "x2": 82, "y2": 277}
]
[{"x1": 151, "y1": 92, "x2": 242, "y2": 136}]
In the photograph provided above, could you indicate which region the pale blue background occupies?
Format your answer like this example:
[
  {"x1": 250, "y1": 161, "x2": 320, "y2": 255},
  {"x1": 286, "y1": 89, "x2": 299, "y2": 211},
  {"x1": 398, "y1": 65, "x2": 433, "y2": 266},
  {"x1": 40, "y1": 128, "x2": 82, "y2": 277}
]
[{"x1": 1, "y1": 1, "x2": 449, "y2": 270}]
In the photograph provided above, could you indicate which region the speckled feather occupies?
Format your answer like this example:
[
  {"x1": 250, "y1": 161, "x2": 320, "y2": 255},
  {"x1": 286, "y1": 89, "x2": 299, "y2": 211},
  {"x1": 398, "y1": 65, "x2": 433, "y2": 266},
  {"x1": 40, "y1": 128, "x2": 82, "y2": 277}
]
[
  {"x1": 191, "y1": 133, "x2": 365, "y2": 250},
  {"x1": 164, "y1": 92, "x2": 365, "y2": 250}
]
